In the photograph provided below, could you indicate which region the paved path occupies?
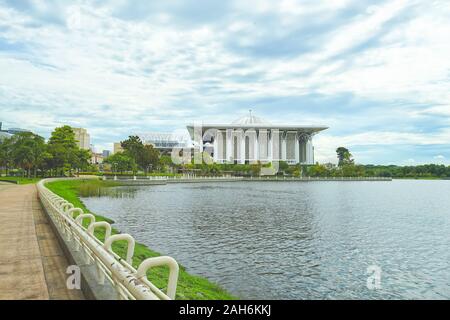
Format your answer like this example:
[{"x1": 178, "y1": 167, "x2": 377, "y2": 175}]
[{"x1": 0, "y1": 184, "x2": 84, "y2": 300}]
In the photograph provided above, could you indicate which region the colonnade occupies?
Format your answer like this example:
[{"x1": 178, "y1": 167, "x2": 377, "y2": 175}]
[{"x1": 207, "y1": 129, "x2": 314, "y2": 165}]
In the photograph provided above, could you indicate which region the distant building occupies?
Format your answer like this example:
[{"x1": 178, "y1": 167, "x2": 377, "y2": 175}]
[
  {"x1": 91, "y1": 153, "x2": 104, "y2": 165},
  {"x1": 0, "y1": 131, "x2": 11, "y2": 141},
  {"x1": 102, "y1": 150, "x2": 111, "y2": 158},
  {"x1": 113, "y1": 142, "x2": 123, "y2": 154},
  {"x1": 187, "y1": 112, "x2": 328, "y2": 165},
  {"x1": 113, "y1": 133, "x2": 189, "y2": 156},
  {"x1": 73, "y1": 128, "x2": 91, "y2": 150},
  {"x1": 5, "y1": 128, "x2": 31, "y2": 134},
  {"x1": 138, "y1": 132, "x2": 190, "y2": 155},
  {"x1": 0, "y1": 122, "x2": 31, "y2": 135}
]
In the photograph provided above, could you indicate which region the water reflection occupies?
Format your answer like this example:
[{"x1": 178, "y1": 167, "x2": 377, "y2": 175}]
[
  {"x1": 79, "y1": 185, "x2": 138, "y2": 198},
  {"x1": 81, "y1": 180, "x2": 450, "y2": 299}
]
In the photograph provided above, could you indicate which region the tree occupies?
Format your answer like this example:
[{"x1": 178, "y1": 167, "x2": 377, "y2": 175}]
[
  {"x1": 121, "y1": 136, "x2": 160, "y2": 173},
  {"x1": 308, "y1": 164, "x2": 329, "y2": 177},
  {"x1": 121, "y1": 136, "x2": 144, "y2": 161},
  {"x1": 278, "y1": 161, "x2": 290, "y2": 173},
  {"x1": 10, "y1": 132, "x2": 46, "y2": 177},
  {"x1": 140, "y1": 144, "x2": 160, "y2": 174},
  {"x1": 158, "y1": 154, "x2": 175, "y2": 172},
  {"x1": 74, "y1": 149, "x2": 91, "y2": 174},
  {"x1": 336, "y1": 147, "x2": 354, "y2": 166},
  {"x1": 47, "y1": 126, "x2": 80, "y2": 176},
  {"x1": 104, "y1": 152, "x2": 136, "y2": 173},
  {"x1": 250, "y1": 163, "x2": 261, "y2": 177},
  {"x1": 342, "y1": 164, "x2": 365, "y2": 177},
  {"x1": 0, "y1": 137, "x2": 12, "y2": 175}
]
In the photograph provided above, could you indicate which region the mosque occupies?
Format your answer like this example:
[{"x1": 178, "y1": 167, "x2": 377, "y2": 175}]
[{"x1": 186, "y1": 111, "x2": 328, "y2": 165}]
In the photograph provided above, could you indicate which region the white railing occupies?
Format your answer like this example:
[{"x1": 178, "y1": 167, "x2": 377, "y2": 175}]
[
  {"x1": 105, "y1": 175, "x2": 245, "y2": 181},
  {"x1": 248, "y1": 176, "x2": 392, "y2": 181},
  {"x1": 37, "y1": 178, "x2": 179, "y2": 300},
  {"x1": 103, "y1": 175, "x2": 390, "y2": 181}
]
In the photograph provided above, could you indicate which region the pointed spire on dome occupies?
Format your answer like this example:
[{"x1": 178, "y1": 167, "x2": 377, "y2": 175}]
[{"x1": 231, "y1": 110, "x2": 270, "y2": 125}]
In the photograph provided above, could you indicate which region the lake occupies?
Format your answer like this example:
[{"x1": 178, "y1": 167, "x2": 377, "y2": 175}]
[{"x1": 81, "y1": 180, "x2": 450, "y2": 299}]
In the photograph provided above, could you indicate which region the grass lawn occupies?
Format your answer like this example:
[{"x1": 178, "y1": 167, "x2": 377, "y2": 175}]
[
  {"x1": 0, "y1": 176, "x2": 41, "y2": 184},
  {"x1": 45, "y1": 179, "x2": 236, "y2": 300}
]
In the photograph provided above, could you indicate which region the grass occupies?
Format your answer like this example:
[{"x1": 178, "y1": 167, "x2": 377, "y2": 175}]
[
  {"x1": 45, "y1": 179, "x2": 236, "y2": 300},
  {"x1": 0, "y1": 176, "x2": 41, "y2": 184},
  {"x1": 393, "y1": 176, "x2": 444, "y2": 180}
]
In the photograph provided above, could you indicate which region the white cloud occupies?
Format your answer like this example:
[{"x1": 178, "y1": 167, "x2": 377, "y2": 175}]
[
  {"x1": 1, "y1": 1, "x2": 450, "y2": 163},
  {"x1": 433, "y1": 155, "x2": 446, "y2": 163},
  {"x1": 314, "y1": 129, "x2": 450, "y2": 163}
]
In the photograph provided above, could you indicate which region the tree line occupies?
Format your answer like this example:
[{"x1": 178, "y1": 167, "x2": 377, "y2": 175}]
[
  {"x1": 0, "y1": 129, "x2": 163, "y2": 177},
  {"x1": 2, "y1": 130, "x2": 448, "y2": 179},
  {"x1": 0, "y1": 126, "x2": 91, "y2": 177},
  {"x1": 103, "y1": 135, "x2": 160, "y2": 174},
  {"x1": 307, "y1": 147, "x2": 450, "y2": 178}
]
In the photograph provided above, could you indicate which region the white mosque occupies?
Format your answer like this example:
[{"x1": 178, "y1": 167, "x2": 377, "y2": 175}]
[{"x1": 187, "y1": 111, "x2": 328, "y2": 165}]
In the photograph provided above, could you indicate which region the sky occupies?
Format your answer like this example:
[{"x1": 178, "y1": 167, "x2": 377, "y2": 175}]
[{"x1": 0, "y1": 0, "x2": 449, "y2": 165}]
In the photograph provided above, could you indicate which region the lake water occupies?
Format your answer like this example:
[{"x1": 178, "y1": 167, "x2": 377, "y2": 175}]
[{"x1": 81, "y1": 180, "x2": 450, "y2": 299}]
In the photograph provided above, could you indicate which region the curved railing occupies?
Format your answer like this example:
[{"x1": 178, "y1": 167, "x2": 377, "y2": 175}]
[{"x1": 37, "y1": 178, "x2": 179, "y2": 300}]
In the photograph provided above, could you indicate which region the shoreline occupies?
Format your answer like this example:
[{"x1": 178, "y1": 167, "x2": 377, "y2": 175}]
[{"x1": 100, "y1": 176, "x2": 393, "y2": 186}]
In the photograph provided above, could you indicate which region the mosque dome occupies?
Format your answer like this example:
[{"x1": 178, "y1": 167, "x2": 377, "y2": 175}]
[{"x1": 231, "y1": 111, "x2": 271, "y2": 125}]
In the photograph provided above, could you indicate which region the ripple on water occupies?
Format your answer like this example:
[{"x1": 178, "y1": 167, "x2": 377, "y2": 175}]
[{"x1": 82, "y1": 180, "x2": 450, "y2": 299}]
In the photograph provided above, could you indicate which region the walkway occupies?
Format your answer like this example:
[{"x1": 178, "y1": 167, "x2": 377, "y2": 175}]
[{"x1": 0, "y1": 183, "x2": 84, "y2": 300}]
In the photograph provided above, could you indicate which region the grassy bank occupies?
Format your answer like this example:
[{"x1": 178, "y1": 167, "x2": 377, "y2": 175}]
[
  {"x1": 45, "y1": 179, "x2": 236, "y2": 300},
  {"x1": 0, "y1": 176, "x2": 41, "y2": 184},
  {"x1": 393, "y1": 176, "x2": 446, "y2": 180}
]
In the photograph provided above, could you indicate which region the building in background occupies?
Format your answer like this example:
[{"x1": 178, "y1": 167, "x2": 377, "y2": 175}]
[
  {"x1": 0, "y1": 122, "x2": 11, "y2": 141},
  {"x1": 113, "y1": 133, "x2": 189, "y2": 155},
  {"x1": 187, "y1": 112, "x2": 328, "y2": 165},
  {"x1": 0, "y1": 131, "x2": 11, "y2": 141},
  {"x1": 0, "y1": 122, "x2": 31, "y2": 135},
  {"x1": 73, "y1": 128, "x2": 91, "y2": 150},
  {"x1": 113, "y1": 142, "x2": 123, "y2": 154},
  {"x1": 102, "y1": 150, "x2": 111, "y2": 158},
  {"x1": 91, "y1": 152, "x2": 103, "y2": 165},
  {"x1": 138, "y1": 132, "x2": 190, "y2": 155}
]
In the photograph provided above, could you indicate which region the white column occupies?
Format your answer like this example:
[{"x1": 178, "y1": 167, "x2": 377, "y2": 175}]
[
  {"x1": 193, "y1": 124, "x2": 203, "y2": 164},
  {"x1": 281, "y1": 131, "x2": 287, "y2": 161},
  {"x1": 295, "y1": 133, "x2": 300, "y2": 164},
  {"x1": 307, "y1": 138, "x2": 314, "y2": 164},
  {"x1": 258, "y1": 129, "x2": 268, "y2": 162},
  {"x1": 240, "y1": 133, "x2": 246, "y2": 164},
  {"x1": 305, "y1": 138, "x2": 310, "y2": 164},
  {"x1": 253, "y1": 130, "x2": 259, "y2": 163},
  {"x1": 226, "y1": 129, "x2": 233, "y2": 163},
  {"x1": 213, "y1": 131, "x2": 219, "y2": 163},
  {"x1": 267, "y1": 130, "x2": 277, "y2": 162}
]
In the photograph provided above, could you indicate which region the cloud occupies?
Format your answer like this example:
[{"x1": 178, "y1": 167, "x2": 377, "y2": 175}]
[
  {"x1": 0, "y1": 0, "x2": 449, "y2": 163},
  {"x1": 433, "y1": 154, "x2": 446, "y2": 164}
]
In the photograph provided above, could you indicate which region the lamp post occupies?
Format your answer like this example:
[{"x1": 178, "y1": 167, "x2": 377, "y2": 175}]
[{"x1": 113, "y1": 162, "x2": 117, "y2": 181}]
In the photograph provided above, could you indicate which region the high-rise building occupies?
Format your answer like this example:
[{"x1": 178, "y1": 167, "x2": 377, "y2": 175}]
[
  {"x1": 73, "y1": 128, "x2": 91, "y2": 150},
  {"x1": 113, "y1": 142, "x2": 124, "y2": 154},
  {"x1": 102, "y1": 150, "x2": 111, "y2": 158}
]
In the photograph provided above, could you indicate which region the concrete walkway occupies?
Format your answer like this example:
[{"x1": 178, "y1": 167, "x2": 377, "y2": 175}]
[{"x1": 0, "y1": 183, "x2": 84, "y2": 300}]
